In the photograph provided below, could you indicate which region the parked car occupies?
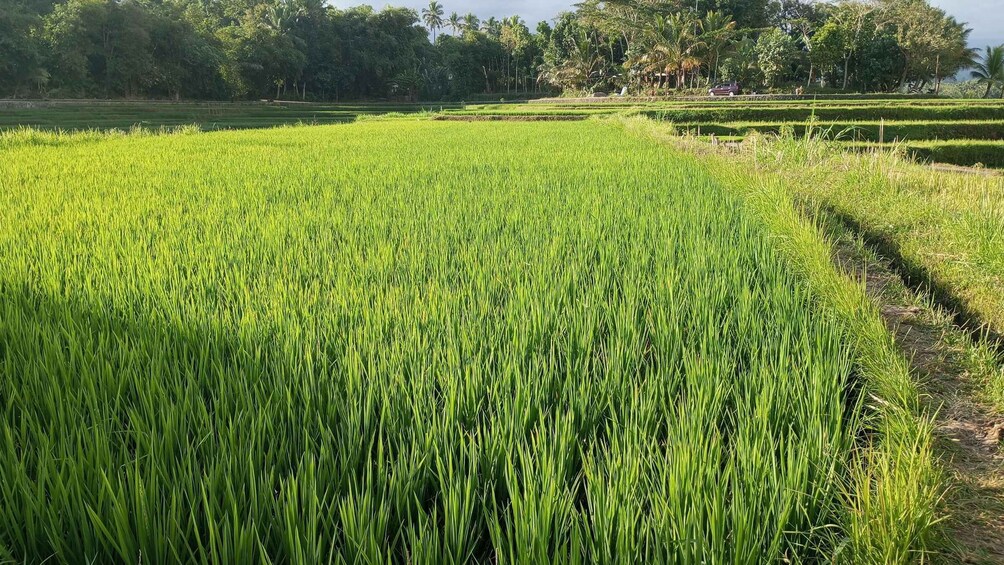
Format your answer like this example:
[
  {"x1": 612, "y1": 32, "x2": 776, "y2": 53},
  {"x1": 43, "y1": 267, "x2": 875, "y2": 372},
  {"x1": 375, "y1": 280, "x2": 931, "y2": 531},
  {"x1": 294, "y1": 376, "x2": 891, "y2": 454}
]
[{"x1": 709, "y1": 83, "x2": 741, "y2": 96}]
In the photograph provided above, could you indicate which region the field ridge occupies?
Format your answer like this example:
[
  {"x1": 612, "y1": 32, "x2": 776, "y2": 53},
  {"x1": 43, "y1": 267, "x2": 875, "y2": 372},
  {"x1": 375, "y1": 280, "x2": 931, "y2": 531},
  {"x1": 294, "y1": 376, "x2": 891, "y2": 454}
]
[{"x1": 827, "y1": 221, "x2": 1004, "y2": 564}]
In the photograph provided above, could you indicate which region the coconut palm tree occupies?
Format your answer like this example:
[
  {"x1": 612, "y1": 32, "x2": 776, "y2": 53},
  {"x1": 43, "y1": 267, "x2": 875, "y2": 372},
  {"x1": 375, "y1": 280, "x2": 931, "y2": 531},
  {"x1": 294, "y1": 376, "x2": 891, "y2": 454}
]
[
  {"x1": 421, "y1": 1, "x2": 445, "y2": 41},
  {"x1": 448, "y1": 12, "x2": 461, "y2": 35},
  {"x1": 971, "y1": 45, "x2": 1004, "y2": 98},
  {"x1": 700, "y1": 11, "x2": 736, "y2": 86},
  {"x1": 626, "y1": 12, "x2": 704, "y2": 92},
  {"x1": 481, "y1": 17, "x2": 500, "y2": 37},
  {"x1": 541, "y1": 30, "x2": 606, "y2": 92},
  {"x1": 461, "y1": 13, "x2": 480, "y2": 35},
  {"x1": 264, "y1": 0, "x2": 305, "y2": 33}
]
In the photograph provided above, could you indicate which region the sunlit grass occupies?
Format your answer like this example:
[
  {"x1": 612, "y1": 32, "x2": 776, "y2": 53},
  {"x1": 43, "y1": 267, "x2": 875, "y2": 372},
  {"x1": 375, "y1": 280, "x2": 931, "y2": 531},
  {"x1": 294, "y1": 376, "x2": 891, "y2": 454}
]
[{"x1": 0, "y1": 120, "x2": 930, "y2": 563}]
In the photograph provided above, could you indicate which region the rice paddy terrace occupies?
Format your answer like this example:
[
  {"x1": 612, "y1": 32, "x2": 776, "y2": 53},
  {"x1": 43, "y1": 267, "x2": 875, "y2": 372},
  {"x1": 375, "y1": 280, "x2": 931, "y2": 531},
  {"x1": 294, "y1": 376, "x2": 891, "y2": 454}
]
[
  {"x1": 1, "y1": 97, "x2": 1002, "y2": 563},
  {"x1": 444, "y1": 97, "x2": 1004, "y2": 169},
  {"x1": 4, "y1": 96, "x2": 1002, "y2": 168},
  {"x1": 0, "y1": 99, "x2": 457, "y2": 130}
]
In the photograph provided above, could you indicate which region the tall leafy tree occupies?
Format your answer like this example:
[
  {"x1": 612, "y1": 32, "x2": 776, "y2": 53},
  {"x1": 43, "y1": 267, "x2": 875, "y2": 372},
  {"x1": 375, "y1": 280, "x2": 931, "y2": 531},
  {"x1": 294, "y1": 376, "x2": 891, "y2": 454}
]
[
  {"x1": 755, "y1": 28, "x2": 796, "y2": 88},
  {"x1": 878, "y1": 0, "x2": 949, "y2": 90},
  {"x1": 809, "y1": 21, "x2": 848, "y2": 88},
  {"x1": 706, "y1": 0, "x2": 773, "y2": 29},
  {"x1": 539, "y1": 12, "x2": 613, "y2": 93},
  {"x1": 929, "y1": 16, "x2": 974, "y2": 94},
  {"x1": 828, "y1": 1, "x2": 873, "y2": 90},
  {"x1": 720, "y1": 35, "x2": 759, "y2": 86},
  {"x1": 43, "y1": 0, "x2": 157, "y2": 97},
  {"x1": 217, "y1": 4, "x2": 306, "y2": 99},
  {"x1": 0, "y1": 4, "x2": 46, "y2": 96},
  {"x1": 500, "y1": 16, "x2": 533, "y2": 92},
  {"x1": 855, "y1": 29, "x2": 903, "y2": 92},
  {"x1": 146, "y1": 6, "x2": 226, "y2": 100}
]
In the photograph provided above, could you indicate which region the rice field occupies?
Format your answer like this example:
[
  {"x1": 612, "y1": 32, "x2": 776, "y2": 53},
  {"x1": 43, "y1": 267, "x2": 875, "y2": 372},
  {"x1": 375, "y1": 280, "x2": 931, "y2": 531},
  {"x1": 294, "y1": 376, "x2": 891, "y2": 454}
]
[
  {"x1": 0, "y1": 120, "x2": 913, "y2": 563},
  {"x1": 4, "y1": 97, "x2": 1001, "y2": 169},
  {"x1": 0, "y1": 101, "x2": 452, "y2": 131}
]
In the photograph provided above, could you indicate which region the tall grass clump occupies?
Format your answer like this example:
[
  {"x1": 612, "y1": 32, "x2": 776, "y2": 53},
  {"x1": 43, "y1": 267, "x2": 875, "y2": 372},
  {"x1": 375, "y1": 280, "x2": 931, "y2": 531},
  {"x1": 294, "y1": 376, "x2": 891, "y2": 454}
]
[
  {"x1": 0, "y1": 125, "x2": 203, "y2": 151},
  {"x1": 1, "y1": 120, "x2": 879, "y2": 563}
]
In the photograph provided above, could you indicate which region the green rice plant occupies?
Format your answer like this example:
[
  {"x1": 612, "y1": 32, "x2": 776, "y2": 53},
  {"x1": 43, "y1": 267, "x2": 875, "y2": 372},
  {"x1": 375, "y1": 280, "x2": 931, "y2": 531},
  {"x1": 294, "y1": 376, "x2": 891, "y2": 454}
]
[
  {"x1": 651, "y1": 117, "x2": 1004, "y2": 409},
  {"x1": 0, "y1": 120, "x2": 936, "y2": 563},
  {"x1": 625, "y1": 117, "x2": 946, "y2": 561}
]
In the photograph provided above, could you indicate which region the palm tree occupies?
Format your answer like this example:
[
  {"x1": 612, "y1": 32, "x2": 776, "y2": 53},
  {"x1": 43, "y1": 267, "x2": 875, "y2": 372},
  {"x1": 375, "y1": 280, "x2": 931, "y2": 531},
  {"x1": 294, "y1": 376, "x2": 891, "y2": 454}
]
[
  {"x1": 421, "y1": 1, "x2": 445, "y2": 41},
  {"x1": 264, "y1": 0, "x2": 305, "y2": 33},
  {"x1": 500, "y1": 17, "x2": 527, "y2": 92},
  {"x1": 461, "y1": 13, "x2": 480, "y2": 35},
  {"x1": 971, "y1": 45, "x2": 1004, "y2": 98},
  {"x1": 700, "y1": 11, "x2": 736, "y2": 86},
  {"x1": 448, "y1": 12, "x2": 461, "y2": 35},
  {"x1": 929, "y1": 16, "x2": 975, "y2": 94},
  {"x1": 541, "y1": 30, "x2": 606, "y2": 92},
  {"x1": 627, "y1": 13, "x2": 704, "y2": 92},
  {"x1": 481, "y1": 17, "x2": 500, "y2": 37}
]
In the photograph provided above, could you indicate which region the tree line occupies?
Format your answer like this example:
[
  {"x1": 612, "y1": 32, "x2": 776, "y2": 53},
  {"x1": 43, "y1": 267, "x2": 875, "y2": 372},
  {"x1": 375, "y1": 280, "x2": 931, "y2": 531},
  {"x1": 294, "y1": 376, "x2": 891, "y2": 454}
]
[
  {"x1": 555, "y1": 0, "x2": 982, "y2": 95},
  {"x1": 0, "y1": 0, "x2": 999, "y2": 100}
]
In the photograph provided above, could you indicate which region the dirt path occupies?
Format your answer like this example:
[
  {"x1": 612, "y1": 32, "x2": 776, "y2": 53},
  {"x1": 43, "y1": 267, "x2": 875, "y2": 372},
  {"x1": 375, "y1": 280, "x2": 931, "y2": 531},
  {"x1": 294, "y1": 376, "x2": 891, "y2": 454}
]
[{"x1": 830, "y1": 230, "x2": 1004, "y2": 563}]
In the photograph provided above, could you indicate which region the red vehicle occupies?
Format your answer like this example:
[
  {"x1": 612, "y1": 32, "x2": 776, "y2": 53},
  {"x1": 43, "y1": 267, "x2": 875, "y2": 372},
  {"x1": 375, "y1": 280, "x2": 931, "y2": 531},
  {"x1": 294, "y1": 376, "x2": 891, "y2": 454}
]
[{"x1": 709, "y1": 82, "x2": 741, "y2": 96}]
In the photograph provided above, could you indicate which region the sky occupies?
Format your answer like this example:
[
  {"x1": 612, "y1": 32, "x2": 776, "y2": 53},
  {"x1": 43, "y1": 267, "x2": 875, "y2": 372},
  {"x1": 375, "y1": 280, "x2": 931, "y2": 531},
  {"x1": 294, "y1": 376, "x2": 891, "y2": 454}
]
[{"x1": 328, "y1": 0, "x2": 1003, "y2": 49}]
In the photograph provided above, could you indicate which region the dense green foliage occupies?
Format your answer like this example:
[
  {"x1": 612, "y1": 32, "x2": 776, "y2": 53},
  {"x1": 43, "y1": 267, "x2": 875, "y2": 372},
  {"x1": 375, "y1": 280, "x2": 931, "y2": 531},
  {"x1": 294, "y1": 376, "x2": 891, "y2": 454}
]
[
  {"x1": 0, "y1": 120, "x2": 875, "y2": 563},
  {"x1": 0, "y1": 0, "x2": 551, "y2": 100},
  {"x1": 519, "y1": 0, "x2": 977, "y2": 95},
  {"x1": 0, "y1": 0, "x2": 988, "y2": 100}
]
